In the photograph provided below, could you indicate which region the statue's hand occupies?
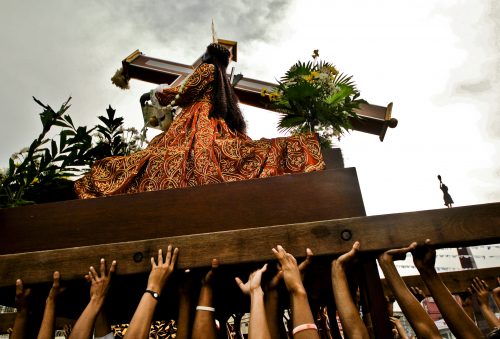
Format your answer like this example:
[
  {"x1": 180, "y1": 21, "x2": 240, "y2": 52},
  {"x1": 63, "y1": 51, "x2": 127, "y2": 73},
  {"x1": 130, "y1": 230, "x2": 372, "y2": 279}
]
[{"x1": 140, "y1": 92, "x2": 151, "y2": 107}]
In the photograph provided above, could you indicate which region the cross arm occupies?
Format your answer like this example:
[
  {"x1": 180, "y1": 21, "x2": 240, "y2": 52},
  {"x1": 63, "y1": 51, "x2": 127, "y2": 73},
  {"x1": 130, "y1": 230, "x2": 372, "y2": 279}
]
[{"x1": 121, "y1": 50, "x2": 397, "y2": 141}]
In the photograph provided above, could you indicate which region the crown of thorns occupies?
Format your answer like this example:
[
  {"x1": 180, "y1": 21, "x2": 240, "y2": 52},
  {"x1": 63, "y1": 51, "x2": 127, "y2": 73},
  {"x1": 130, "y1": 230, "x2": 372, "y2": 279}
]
[{"x1": 207, "y1": 43, "x2": 230, "y2": 63}]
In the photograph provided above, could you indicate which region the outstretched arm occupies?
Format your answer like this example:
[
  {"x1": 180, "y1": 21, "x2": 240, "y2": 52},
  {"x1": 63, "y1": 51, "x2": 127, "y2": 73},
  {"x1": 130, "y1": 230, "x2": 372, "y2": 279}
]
[
  {"x1": 236, "y1": 264, "x2": 271, "y2": 339},
  {"x1": 37, "y1": 271, "x2": 63, "y2": 339},
  {"x1": 265, "y1": 248, "x2": 313, "y2": 339},
  {"x1": 273, "y1": 245, "x2": 319, "y2": 339},
  {"x1": 124, "y1": 246, "x2": 178, "y2": 339},
  {"x1": 192, "y1": 259, "x2": 219, "y2": 339},
  {"x1": 331, "y1": 242, "x2": 369, "y2": 339},
  {"x1": 469, "y1": 277, "x2": 500, "y2": 330},
  {"x1": 378, "y1": 243, "x2": 440, "y2": 338},
  {"x1": 413, "y1": 240, "x2": 482, "y2": 339},
  {"x1": 70, "y1": 259, "x2": 116, "y2": 339},
  {"x1": 155, "y1": 63, "x2": 215, "y2": 107},
  {"x1": 10, "y1": 279, "x2": 31, "y2": 339}
]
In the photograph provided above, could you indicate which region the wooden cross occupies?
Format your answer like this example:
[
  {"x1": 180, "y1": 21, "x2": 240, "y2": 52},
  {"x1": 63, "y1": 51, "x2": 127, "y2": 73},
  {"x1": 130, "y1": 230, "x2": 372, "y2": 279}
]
[{"x1": 121, "y1": 40, "x2": 398, "y2": 141}]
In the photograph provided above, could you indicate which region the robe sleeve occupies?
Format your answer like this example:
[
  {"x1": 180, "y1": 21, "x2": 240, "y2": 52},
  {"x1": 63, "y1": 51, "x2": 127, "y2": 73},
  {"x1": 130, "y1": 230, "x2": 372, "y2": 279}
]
[{"x1": 155, "y1": 63, "x2": 215, "y2": 107}]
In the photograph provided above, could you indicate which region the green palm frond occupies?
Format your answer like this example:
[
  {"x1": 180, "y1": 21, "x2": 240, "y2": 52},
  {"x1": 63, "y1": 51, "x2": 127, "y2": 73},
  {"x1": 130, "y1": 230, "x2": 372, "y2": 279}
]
[
  {"x1": 282, "y1": 61, "x2": 314, "y2": 81},
  {"x1": 269, "y1": 51, "x2": 365, "y2": 146}
]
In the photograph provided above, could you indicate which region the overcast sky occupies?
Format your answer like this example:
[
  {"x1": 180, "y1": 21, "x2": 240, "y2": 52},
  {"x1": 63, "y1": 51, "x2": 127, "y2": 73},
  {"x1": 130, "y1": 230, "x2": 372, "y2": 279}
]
[{"x1": 1, "y1": 1, "x2": 498, "y2": 270}]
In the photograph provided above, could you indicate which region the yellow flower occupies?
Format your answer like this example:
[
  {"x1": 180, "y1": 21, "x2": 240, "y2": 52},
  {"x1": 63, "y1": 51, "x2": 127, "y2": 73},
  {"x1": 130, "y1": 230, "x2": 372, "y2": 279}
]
[
  {"x1": 261, "y1": 87, "x2": 268, "y2": 97},
  {"x1": 303, "y1": 75, "x2": 314, "y2": 83},
  {"x1": 311, "y1": 71, "x2": 319, "y2": 78},
  {"x1": 269, "y1": 92, "x2": 281, "y2": 101}
]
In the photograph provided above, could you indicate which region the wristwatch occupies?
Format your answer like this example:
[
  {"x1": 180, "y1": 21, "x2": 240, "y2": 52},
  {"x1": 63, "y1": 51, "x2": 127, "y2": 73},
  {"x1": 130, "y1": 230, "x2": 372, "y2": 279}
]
[{"x1": 145, "y1": 289, "x2": 160, "y2": 300}]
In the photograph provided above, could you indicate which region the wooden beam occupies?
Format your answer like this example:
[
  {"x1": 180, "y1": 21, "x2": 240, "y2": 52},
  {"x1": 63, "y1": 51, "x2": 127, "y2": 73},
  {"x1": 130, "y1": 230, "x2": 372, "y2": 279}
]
[
  {"x1": 122, "y1": 51, "x2": 397, "y2": 140},
  {"x1": 381, "y1": 267, "x2": 500, "y2": 297},
  {"x1": 0, "y1": 202, "x2": 498, "y2": 288},
  {"x1": 0, "y1": 167, "x2": 364, "y2": 255}
]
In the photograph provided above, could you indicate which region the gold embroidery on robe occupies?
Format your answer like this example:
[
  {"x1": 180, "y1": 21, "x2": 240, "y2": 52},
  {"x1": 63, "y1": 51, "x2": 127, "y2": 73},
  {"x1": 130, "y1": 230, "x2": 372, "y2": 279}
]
[{"x1": 75, "y1": 63, "x2": 325, "y2": 198}]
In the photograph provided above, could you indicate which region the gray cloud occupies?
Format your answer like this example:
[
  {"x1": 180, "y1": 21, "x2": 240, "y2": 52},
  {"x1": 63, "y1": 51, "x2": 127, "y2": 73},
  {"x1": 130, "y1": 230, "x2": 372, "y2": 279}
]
[{"x1": 0, "y1": 0, "x2": 293, "y2": 167}]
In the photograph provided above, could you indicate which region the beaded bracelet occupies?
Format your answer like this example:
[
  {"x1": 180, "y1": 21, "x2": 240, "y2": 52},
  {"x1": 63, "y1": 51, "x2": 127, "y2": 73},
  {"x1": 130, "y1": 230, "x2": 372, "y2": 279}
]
[
  {"x1": 292, "y1": 323, "x2": 318, "y2": 335},
  {"x1": 196, "y1": 305, "x2": 215, "y2": 312}
]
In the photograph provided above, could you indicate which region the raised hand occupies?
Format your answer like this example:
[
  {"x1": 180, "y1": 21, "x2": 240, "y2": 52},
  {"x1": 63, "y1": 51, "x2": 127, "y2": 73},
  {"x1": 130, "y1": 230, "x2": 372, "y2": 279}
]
[
  {"x1": 85, "y1": 258, "x2": 117, "y2": 304},
  {"x1": 202, "y1": 258, "x2": 219, "y2": 286},
  {"x1": 47, "y1": 271, "x2": 63, "y2": 300},
  {"x1": 70, "y1": 259, "x2": 117, "y2": 339},
  {"x1": 469, "y1": 277, "x2": 490, "y2": 305},
  {"x1": 267, "y1": 248, "x2": 313, "y2": 290},
  {"x1": 146, "y1": 245, "x2": 179, "y2": 294},
  {"x1": 11, "y1": 279, "x2": 32, "y2": 339},
  {"x1": 236, "y1": 264, "x2": 268, "y2": 295},
  {"x1": 14, "y1": 279, "x2": 31, "y2": 311},
  {"x1": 379, "y1": 242, "x2": 417, "y2": 263},
  {"x1": 469, "y1": 277, "x2": 500, "y2": 329},
  {"x1": 411, "y1": 239, "x2": 436, "y2": 272},
  {"x1": 38, "y1": 271, "x2": 64, "y2": 339},
  {"x1": 272, "y1": 245, "x2": 304, "y2": 295},
  {"x1": 335, "y1": 241, "x2": 360, "y2": 268}
]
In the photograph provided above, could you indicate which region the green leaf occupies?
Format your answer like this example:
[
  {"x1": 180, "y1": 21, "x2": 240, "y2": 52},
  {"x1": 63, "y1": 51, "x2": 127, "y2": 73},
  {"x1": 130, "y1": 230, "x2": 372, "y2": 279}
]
[
  {"x1": 324, "y1": 84, "x2": 354, "y2": 105},
  {"x1": 64, "y1": 115, "x2": 74, "y2": 128},
  {"x1": 8, "y1": 158, "x2": 15, "y2": 175},
  {"x1": 51, "y1": 140, "x2": 58, "y2": 157}
]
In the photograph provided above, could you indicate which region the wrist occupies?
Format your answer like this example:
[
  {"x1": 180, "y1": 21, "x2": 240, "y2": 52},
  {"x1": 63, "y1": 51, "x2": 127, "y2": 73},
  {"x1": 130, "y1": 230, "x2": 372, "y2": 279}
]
[
  {"x1": 416, "y1": 266, "x2": 437, "y2": 276},
  {"x1": 146, "y1": 284, "x2": 161, "y2": 294},
  {"x1": 90, "y1": 295, "x2": 105, "y2": 308},
  {"x1": 290, "y1": 287, "x2": 307, "y2": 298},
  {"x1": 250, "y1": 287, "x2": 264, "y2": 298}
]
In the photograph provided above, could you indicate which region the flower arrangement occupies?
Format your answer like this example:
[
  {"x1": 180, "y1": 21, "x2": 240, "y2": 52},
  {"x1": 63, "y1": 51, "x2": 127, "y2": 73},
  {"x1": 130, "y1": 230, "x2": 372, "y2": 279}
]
[{"x1": 262, "y1": 50, "x2": 366, "y2": 147}]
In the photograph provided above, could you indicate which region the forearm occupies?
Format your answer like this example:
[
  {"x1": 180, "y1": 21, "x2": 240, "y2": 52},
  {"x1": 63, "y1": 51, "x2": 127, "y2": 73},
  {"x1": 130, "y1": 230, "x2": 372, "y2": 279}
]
[
  {"x1": 249, "y1": 288, "x2": 271, "y2": 339},
  {"x1": 290, "y1": 291, "x2": 320, "y2": 339},
  {"x1": 124, "y1": 293, "x2": 157, "y2": 339},
  {"x1": 419, "y1": 268, "x2": 482, "y2": 339},
  {"x1": 331, "y1": 264, "x2": 369, "y2": 339},
  {"x1": 37, "y1": 299, "x2": 56, "y2": 339},
  {"x1": 94, "y1": 310, "x2": 111, "y2": 337},
  {"x1": 264, "y1": 289, "x2": 281, "y2": 339},
  {"x1": 478, "y1": 303, "x2": 500, "y2": 330},
  {"x1": 176, "y1": 293, "x2": 192, "y2": 339},
  {"x1": 70, "y1": 297, "x2": 104, "y2": 339},
  {"x1": 378, "y1": 258, "x2": 439, "y2": 338},
  {"x1": 192, "y1": 286, "x2": 217, "y2": 339},
  {"x1": 11, "y1": 310, "x2": 29, "y2": 339}
]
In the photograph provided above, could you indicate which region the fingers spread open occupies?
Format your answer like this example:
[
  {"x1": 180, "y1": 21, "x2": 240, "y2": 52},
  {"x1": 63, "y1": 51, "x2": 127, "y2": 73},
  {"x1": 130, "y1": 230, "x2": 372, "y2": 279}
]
[
  {"x1": 100, "y1": 258, "x2": 106, "y2": 276},
  {"x1": 109, "y1": 260, "x2": 117, "y2": 274},
  {"x1": 158, "y1": 248, "x2": 164, "y2": 265},
  {"x1": 165, "y1": 245, "x2": 172, "y2": 265},
  {"x1": 89, "y1": 266, "x2": 98, "y2": 281},
  {"x1": 170, "y1": 247, "x2": 179, "y2": 266}
]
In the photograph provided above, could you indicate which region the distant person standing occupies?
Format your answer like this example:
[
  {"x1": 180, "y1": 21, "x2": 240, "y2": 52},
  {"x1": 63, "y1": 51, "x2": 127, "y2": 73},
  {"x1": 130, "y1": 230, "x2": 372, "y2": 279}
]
[{"x1": 438, "y1": 175, "x2": 454, "y2": 208}]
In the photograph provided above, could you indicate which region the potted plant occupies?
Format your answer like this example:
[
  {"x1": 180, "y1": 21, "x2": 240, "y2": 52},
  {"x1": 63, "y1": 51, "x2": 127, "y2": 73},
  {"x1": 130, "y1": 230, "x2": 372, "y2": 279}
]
[{"x1": 262, "y1": 50, "x2": 366, "y2": 148}]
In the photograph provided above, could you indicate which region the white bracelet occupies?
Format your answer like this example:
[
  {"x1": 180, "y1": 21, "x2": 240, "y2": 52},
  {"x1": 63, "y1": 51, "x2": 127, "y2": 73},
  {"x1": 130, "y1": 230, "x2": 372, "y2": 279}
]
[{"x1": 196, "y1": 305, "x2": 215, "y2": 312}]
